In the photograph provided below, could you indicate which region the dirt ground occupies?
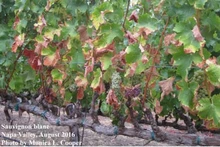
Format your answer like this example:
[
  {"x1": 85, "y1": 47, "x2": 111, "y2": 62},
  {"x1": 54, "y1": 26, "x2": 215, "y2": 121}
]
[{"x1": 0, "y1": 106, "x2": 175, "y2": 146}]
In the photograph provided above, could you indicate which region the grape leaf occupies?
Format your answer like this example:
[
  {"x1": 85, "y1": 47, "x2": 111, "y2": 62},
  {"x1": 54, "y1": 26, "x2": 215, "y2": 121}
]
[
  {"x1": 91, "y1": 2, "x2": 113, "y2": 30},
  {"x1": 125, "y1": 43, "x2": 141, "y2": 64},
  {"x1": 172, "y1": 48, "x2": 193, "y2": 79},
  {"x1": 177, "y1": 80, "x2": 199, "y2": 108},
  {"x1": 91, "y1": 68, "x2": 102, "y2": 89},
  {"x1": 194, "y1": 0, "x2": 208, "y2": 9},
  {"x1": 138, "y1": 14, "x2": 158, "y2": 31},
  {"x1": 206, "y1": 64, "x2": 220, "y2": 87},
  {"x1": 197, "y1": 94, "x2": 220, "y2": 127}
]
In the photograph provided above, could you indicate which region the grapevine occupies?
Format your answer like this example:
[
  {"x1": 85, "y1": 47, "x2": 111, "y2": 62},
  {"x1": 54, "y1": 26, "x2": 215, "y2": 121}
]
[{"x1": 0, "y1": 0, "x2": 220, "y2": 146}]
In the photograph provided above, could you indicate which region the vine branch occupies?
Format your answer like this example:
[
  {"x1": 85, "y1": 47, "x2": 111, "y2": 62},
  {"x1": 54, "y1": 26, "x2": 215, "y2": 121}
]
[
  {"x1": 122, "y1": 0, "x2": 130, "y2": 32},
  {"x1": 5, "y1": 49, "x2": 23, "y2": 92}
]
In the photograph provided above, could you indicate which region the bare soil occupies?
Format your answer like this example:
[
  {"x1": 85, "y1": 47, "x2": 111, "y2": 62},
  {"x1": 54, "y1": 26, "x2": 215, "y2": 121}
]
[{"x1": 0, "y1": 107, "x2": 173, "y2": 146}]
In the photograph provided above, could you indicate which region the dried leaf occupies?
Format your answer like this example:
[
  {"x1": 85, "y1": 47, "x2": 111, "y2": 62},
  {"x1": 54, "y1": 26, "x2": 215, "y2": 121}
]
[
  {"x1": 77, "y1": 25, "x2": 89, "y2": 43},
  {"x1": 23, "y1": 49, "x2": 42, "y2": 70},
  {"x1": 43, "y1": 49, "x2": 60, "y2": 66},
  {"x1": 106, "y1": 89, "x2": 119, "y2": 109},
  {"x1": 129, "y1": 10, "x2": 138, "y2": 22},
  {"x1": 125, "y1": 31, "x2": 138, "y2": 44},
  {"x1": 139, "y1": 28, "x2": 152, "y2": 40},
  {"x1": 12, "y1": 34, "x2": 25, "y2": 52},
  {"x1": 77, "y1": 87, "x2": 84, "y2": 100},
  {"x1": 94, "y1": 80, "x2": 106, "y2": 94},
  {"x1": 34, "y1": 15, "x2": 47, "y2": 33},
  {"x1": 75, "y1": 76, "x2": 88, "y2": 89},
  {"x1": 155, "y1": 99, "x2": 163, "y2": 114},
  {"x1": 159, "y1": 77, "x2": 175, "y2": 101},
  {"x1": 192, "y1": 25, "x2": 204, "y2": 42},
  {"x1": 13, "y1": 16, "x2": 20, "y2": 29}
]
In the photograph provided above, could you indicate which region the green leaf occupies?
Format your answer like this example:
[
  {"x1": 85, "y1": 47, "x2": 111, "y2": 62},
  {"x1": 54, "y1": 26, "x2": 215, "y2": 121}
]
[
  {"x1": 138, "y1": 14, "x2": 158, "y2": 31},
  {"x1": 197, "y1": 94, "x2": 220, "y2": 127},
  {"x1": 41, "y1": 47, "x2": 55, "y2": 56},
  {"x1": 99, "y1": 23, "x2": 123, "y2": 44},
  {"x1": 100, "y1": 101, "x2": 111, "y2": 115},
  {"x1": 70, "y1": 50, "x2": 85, "y2": 70},
  {"x1": 51, "y1": 69, "x2": 63, "y2": 81},
  {"x1": 0, "y1": 75, "x2": 5, "y2": 88},
  {"x1": 177, "y1": 80, "x2": 198, "y2": 108},
  {"x1": 65, "y1": 91, "x2": 73, "y2": 102},
  {"x1": 125, "y1": 44, "x2": 141, "y2": 64},
  {"x1": 172, "y1": 48, "x2": 193, "y2": 79},
  {"x1": 206, "y1": 64, "x2": 220, "y2": 87},
  {"x1": 91, "y1": 2, "x2": 113, "y2": 30},
  {"x1": 174, "y1": 22, "x2": 200, "y2": 53},
  {"x1": 91, "y1": 68, "x2": 102, "y2": 89},
  {"x1": 194, "y1": 0, "x2": 208, "y2": 9},
  {"x1": 100, "y1": 53, "x2": 112, "y2": 70}
]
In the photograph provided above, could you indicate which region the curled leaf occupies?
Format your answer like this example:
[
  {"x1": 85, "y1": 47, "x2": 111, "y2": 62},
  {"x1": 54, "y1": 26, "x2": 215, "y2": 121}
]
[
  {"x1": 192, "y1": 25, "x2": 204, "y2": 42},
  {"x1": 106, "y1": 89, "x2": 119, "y2": 109},
  {"x1": 159, "y1": 77, "x2": 175, "y2": 101},
  {"x1": 129, "y1": 10, "x2": 138, "y2": 22}
]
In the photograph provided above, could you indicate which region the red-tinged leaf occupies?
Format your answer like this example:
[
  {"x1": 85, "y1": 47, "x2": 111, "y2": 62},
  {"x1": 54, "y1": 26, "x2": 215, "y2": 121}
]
[
  {"x1": 75, "y1": 76, "x2": 88, "y2": 89},
  {"x1": 77, "y1": 87, "x2": 84, "y2": 100},
  {"x1": 13, "y1": 16, "x2": 20, "y2": 29},
  {"x1": 125, "y1": 31, "x2": 138, "y2": 44},
  {"x1": 111, "y1": 51, "x2": 126, "y2": 66},
  {"x1": 141, "y1": 54, "x2": 148, "y2": 64},
  {"x1": 84, "y1": 58, "x2": 94, "y2": 77},
  {"x1": 129, "y1": 10, "x2": 138, "y2": 22},
  {"x1": 12, "y1": 34, "x2": 25, "y2": 52},
  {"x1": 43, "y1": 49, "x2": 60, "y2": 66},
  {"x1": 184, "y1": 48, "x2": 194, "y2": 54},
  {"x1": 60, "y1": 87, "x2": 65, "y2": 98},
  {"x1": 95, "y1": 42, "x2": 115, "y2": 58},
  {"x1": 139, "y1": 28, "x2": 152, "y2": 39},
  {"x1": 192, "y1": 25, "x2": 204, "y2": 42},
  {"x1": 34, "y1": 37, "x2": 50, "y2": 54},
  {"x1": 34, "y1": 15, "x2": 47, "y2": 33},
  {"x1": 128, "y1": 62, "x2": 138, "y2": 77},
  {"x1": 94, "y1": 80, "x2": 106, "y2": 94},
  {"x1": 164, "y1": 33, "x2": 182, "y2": 47},
  {"x1": 45, "y1": 0, "x2": 51, "y2": 11},
  {"x1": 77, "y1": 25, "x2": 90, "y2": 43},
  {"x1": 159, "y1": 77, "x2": 175, "y2": 101},
  {"x1": 155, "y1": 99, "x2": 163, "y2": 114},
  {"x1": 106, "y1": 89, "x2": 119, "y2": 109},
  {"x1": 23, "y1": 49, "x2": 42, "y2": 70},
  {"x1": 206, "y1": 57, "x2": 217, "y2": 65}
]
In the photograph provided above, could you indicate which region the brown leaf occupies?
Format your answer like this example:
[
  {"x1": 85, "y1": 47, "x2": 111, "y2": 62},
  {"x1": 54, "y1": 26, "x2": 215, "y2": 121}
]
[
  {"x1": 77, "y1": 25, "x2": 89, "y2": 43},
  {"x1": 192, "y1": 25, "x2": 204, "y2": 42},
  {"x1": 164, "y1": 33, "x2": 182, "y2": 47},
  {"x1": 13, "y1": 16, "x2": 20, "y2": 29},
  {"x1": 111, "y1": 51, "x2": 126, "y2": 66},
  {"x1": 129, "y1": 10, "x2": 138, "y2": 22},
  {"x1": 75, "y1": 76, "x2": 88, "y2": 89},
  {"x1": 125, "y1": 31, "x2": 138, "y2": 44},
  {"x1": 94, "y1": 80, "x2": 106, "y2": 94},
  {"x1": 155, "y1": 100, "x2": 163, "y2": 114},
  {"x1": 127, "y1": 63, "x2": 138, "y2": 77},
  {"x1": 139, "y1": 28, "x2": 152, "y2": 40},
  {"x1": 12, "y1": 34, "x2": 25, "y2": 52},
  {"x1": 43, "y1": 49, "x2": 60, "y2": 66},
  {"x1": 206, "y1": 57, "x2": 217, "y2": 65},
  {"x1": 159, "y1": 77, "x2": 175, "y2": 101},
  {"x1": 106, "y1": 89, "x2": 119, "y2": 109},
  {"x1": 95, "y1": 42, "x2": 115, "y2": 59},
  {"x1": 141, "y1": 54, "x2": 148, "y2": 64},
  {"x1": 77, "y1": 87, "x2": 84, "y2": 100},
  {"x1": 34, "y1": 15, "x2": 47, "y2": 33}
]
